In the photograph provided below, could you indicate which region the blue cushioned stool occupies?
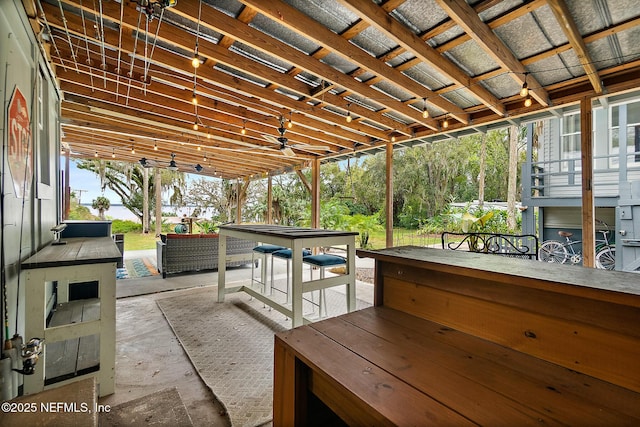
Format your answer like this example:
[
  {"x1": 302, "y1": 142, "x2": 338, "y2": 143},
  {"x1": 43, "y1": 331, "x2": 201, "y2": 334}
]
[
  {"x1": 252, "y1": 244, "x2": 286, "y2": 295},
  {"x1": 302, "y1": 254, "x2": 347, "y2": 317},
  {"x1": 271, "y1": 248, "x2": 312, "y2": 303}
]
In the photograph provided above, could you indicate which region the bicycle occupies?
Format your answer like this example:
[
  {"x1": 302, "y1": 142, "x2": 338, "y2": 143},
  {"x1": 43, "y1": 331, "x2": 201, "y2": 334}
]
[{"x1": 538, "y1": 220, "x2": 615, "y2": 269}]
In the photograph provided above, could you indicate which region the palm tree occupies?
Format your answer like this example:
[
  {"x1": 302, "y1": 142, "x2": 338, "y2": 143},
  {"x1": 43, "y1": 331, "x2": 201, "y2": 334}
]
[{"x1": 92, "y1": 196, "x2": 111, "y2": 220}]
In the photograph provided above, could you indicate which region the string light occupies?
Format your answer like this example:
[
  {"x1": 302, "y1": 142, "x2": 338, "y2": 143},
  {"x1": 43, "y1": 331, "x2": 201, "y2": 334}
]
[
  {"x1": 131, "y1": 145, "x2": 135, "y2": 154},
  {"x1": 442, "y1": 116, "x2": 449, "y2": 129},
  {"x1": 191, "y1": 91, "x2": 198, "y2": 105},
  {"x1": 193, "y1": 122, "x2": 199, "y2": 131},
  {"x1": 94, "y1": 151, "x2": 99, "y2": 158},
  {"x1": 391, "y1": 135, "x2": 396, "y2": 143},
  {"x1": 422, "y1": 97, "x2": 429, "y2": 119},
  {"x1": 346, "y1": 103, "x2": 352, "y2": 123},
  {"x1": 241, "y1": 120, "x2": 247, "y2": 135},
  {"x1": 524, "y1": 96, "x2": 533, "y2": 107},
  {"x1": 111, "y1": 148, "x2": 116, "y2": 158},
  {"x1": 153, "y1": 142, "x2": 158, "y2": 151},
  {"x1": 287, "y1": 111, "x2": 293, "y2": 129},
  {"x1": 192, "y1": 0, "x2": 202, "y2": 69},
  {"x1": 520, "y1": 72, "x2": 529, "y2": 97},
  {"x1": 197, "y1": 145, "x2": 201, "y2": 151}
]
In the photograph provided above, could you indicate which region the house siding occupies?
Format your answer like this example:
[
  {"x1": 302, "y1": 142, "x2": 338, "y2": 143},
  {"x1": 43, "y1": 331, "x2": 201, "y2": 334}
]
[{"x1": 1, "y1": 0, "x2": 61, "y2": 368}]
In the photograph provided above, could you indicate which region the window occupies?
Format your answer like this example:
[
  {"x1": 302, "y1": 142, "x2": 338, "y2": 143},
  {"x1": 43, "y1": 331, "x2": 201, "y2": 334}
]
[
  {"x1": 561, "y1": 113, "x2": 581, "y2": 170},
  {"x1": 610, "y1": 100, "x2": 640, "y2": 168}
]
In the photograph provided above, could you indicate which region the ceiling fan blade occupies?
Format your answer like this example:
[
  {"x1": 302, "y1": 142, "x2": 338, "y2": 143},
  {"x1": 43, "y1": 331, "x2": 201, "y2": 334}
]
[
  {"x1": 281, "y1": 146, "x2": 296, "y2": 157},
  {"x1": 291, "y1": 144, "x2": 329, "y2": 151},
  {"x1": 262, "y1": 134, "x2": 280, "y2": 144}
]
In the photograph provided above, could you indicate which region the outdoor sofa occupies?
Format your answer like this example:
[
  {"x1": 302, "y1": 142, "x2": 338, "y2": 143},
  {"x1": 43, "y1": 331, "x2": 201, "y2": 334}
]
[{"x1": 156, "y1": 233, "x2": 255, "y2": 278}]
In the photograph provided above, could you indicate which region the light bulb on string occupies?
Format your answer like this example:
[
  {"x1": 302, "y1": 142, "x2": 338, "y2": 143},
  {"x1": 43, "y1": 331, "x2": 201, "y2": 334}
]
[
  {"x1": 111, "y1": 148, "x2": 116, "y2": 158},
  {"x1": 153, "y1": 142, "x2": 158, "y2": 151},
  {"x1": 193, "y1": 122, "x2": 199, "y2": 131},
  {"x1": 442, "y1": 116, "x2": 449, "y2": 129},
  {"x1": 524, "y1": 96, "x2": 533, "y2": 107},
  {"x1": 191, "y1": 91, "x2": 198, "y2": 105},
  {"x1": 422, "y1": 98, "x2": 429, "y2": 119},
  {"x1": 520, "y1": 73, "x2": 529, "y2": 97},
  {"x1": 191, "y1": 54, "x2": 200, "y2": 69}
]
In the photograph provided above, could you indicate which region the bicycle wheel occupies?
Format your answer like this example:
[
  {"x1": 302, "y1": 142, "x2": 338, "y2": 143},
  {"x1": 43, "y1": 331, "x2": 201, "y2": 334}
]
[
  {"x1": 538, "y1": 241, "x2": 568, "y2": 263},
  {"x1": 595, "y1": 246, "x2": 616, "y2": 270}
]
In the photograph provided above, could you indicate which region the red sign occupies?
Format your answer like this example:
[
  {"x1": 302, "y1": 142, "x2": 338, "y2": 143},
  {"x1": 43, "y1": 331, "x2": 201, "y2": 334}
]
[{"x1": 8, "y1": 86, "x2": 33, "y2": 199}]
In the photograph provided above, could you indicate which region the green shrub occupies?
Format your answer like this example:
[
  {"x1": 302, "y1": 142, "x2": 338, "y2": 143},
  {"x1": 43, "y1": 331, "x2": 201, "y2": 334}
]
[{"x1": 111, "y1": 219, "x2": 143, "y2": 233}]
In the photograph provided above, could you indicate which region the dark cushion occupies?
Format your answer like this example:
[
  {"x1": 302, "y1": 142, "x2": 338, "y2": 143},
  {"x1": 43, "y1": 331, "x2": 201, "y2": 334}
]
[
  {"x1": 272, "y1": 249, "x2": 312, "y2": 259},
  {"x1": 253, "y1": 244, "x2": 287, "y2": 254},
  {"x1": 303, "y1": 254, "x2": 346, "y2": 267}
]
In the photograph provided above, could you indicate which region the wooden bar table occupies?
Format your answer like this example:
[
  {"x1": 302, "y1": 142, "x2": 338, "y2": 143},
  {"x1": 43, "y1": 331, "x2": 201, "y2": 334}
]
[
  {"x1": 273, "y1": 246, "x2": 640, "y2": 426},
  {"x1": 21, "y1": 237, "x2": 120, "y2": 396},
  {"x1": 217, "y1": 224, "x2": 358, "y2": 327}
]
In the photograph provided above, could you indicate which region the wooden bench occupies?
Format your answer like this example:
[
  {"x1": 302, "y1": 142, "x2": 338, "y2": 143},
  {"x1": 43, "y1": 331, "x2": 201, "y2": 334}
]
[
  {"x1": 273, "y1": 246, "x2": 640, "y2": 426},
  {"x1": 441, "y1": 231, "x2": 539, "y2": 259}
]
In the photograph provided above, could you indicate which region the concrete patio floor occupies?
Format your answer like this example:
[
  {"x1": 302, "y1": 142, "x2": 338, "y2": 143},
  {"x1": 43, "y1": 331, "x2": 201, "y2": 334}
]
[{"x1": 98, "y1": 250, "x2": 375, "y2": 427}]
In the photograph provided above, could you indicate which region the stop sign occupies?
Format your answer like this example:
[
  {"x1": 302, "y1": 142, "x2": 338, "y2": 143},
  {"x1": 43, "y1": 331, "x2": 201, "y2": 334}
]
[{"x1": 8, "y1": 86, "x2": 33, "y2": 199}]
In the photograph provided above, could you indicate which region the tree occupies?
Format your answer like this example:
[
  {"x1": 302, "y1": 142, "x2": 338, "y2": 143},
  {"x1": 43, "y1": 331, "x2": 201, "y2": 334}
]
[
  {"x1": 75, "y1": 159, "x2": 186, "y2": 226},
  {"x1": 92, "y1": 196, "x2": 111, "y2": 220}
]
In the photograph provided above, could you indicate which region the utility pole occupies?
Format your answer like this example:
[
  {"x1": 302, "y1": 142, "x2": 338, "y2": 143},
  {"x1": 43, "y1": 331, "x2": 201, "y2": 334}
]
[{"x1": 73, "y1": 189, "x2": 88, "y2": 204}]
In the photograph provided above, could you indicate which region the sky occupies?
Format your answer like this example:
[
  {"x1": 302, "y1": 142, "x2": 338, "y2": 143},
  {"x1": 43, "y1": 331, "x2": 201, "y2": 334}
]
[
  {"x1": 66, "y1": 159, "x2": 218, "y2": 206},
  {"x1": 67, "y1": 161, "x2": 119, "y2": 205}
]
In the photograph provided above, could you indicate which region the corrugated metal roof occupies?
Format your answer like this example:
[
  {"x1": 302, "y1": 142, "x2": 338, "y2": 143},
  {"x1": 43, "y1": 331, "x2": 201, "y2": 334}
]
[{"x1": 39, "y1": 0, "x2": 640, "y2": 179}]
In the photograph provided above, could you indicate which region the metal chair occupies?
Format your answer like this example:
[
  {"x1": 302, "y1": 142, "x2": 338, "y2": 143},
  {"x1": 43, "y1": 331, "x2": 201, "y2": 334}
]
[
  {"x1": 271, "y1": 248, "x2": 312, "y2": 303},
  {"x1": 251, "y1": 244, "x2": 286, "y2": 295},
  {"x1": 302, "y1": 254, "x2": 347, "y2": 317}
]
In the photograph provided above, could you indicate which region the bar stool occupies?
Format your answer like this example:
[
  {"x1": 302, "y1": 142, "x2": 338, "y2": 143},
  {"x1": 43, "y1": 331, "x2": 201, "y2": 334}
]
[
  {"x1": 302, "y1": 254, "x2": 346, "y2": 317},
  {"x1": 251, "y1": 244, "x2": 286, "y2": 294},
  {"x1": 271, "y1": 248, "x2": 312, "y2": 303}
]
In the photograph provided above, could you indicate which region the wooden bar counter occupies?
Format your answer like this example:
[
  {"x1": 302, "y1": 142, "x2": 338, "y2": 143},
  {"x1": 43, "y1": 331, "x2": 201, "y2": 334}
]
[{"x1": 273, "y1": 246, "x2": 640, "y2": 426}]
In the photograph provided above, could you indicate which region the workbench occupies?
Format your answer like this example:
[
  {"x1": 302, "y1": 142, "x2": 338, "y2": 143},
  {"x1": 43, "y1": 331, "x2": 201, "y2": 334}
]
[{"x1": 21, "y1": 237, "x2": 120, "y2": 397}]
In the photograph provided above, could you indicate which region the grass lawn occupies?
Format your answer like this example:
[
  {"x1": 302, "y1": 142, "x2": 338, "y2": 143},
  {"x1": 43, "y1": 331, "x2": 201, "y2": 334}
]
[
  {"x1": 122, "y1": 232, "x2": 159, "y2": 251},
  {"x1": 122, "y1": 227, "x2": 443, "y2": 252}
]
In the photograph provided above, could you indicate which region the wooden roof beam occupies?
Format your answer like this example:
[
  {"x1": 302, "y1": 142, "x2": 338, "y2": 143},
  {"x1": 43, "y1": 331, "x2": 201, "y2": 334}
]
[
  {"x1": 435, "y1": 0, "x2": 550, "y2": 108},
  {"x1": 338, "y1": 0, "x2": 507, "y2": 118}
]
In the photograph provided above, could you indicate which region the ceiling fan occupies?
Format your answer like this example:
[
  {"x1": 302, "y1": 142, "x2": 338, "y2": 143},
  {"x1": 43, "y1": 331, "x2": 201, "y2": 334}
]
[
  {"x1": 139, "y1": 154, "x2": 204, "y2": 173},
  {"x1": 261, "y1": 116, "x2": 329, "y2": 157}
]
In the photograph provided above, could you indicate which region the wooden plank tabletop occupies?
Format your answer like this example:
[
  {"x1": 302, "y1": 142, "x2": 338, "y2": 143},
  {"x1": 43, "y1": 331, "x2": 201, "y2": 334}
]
[
  {"x1": 277, "y1": 306, "x2": 640, "y2": 426},
  {"x1": 21, "y1": 237, "x2": 121, "y2": 269},
  {"x1": 219, "y1": 224, "x2": 358, "y2": 239},
  {"x1": 357, "y1": 246, "x2": 640, "y2": 298}
]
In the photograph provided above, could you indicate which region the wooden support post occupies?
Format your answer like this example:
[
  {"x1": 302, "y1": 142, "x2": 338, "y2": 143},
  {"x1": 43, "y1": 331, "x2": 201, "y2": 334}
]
[
  {"x1": 312, "y1": 158, "x2": 320, "y2": 229},
  {"x1": 236, "y1": 178, "x2": 242, "y2": 224},
  {"x1": 267, "y1": 175, "x2": 273, "y2": 224},
  {"x1": 155, "y1": 168, "x2": 162, "y2": 237},
  {"x1": 581, "y1": 96, "x2": 595, "y2": 267},
  {"x1": 386, "y1": 142, "x2": 393, "y2": 248}
]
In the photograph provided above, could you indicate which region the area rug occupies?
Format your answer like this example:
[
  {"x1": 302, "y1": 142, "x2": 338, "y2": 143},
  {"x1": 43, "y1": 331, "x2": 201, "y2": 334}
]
[
  {"x1": 99, "y1": 387, "x2": 193, "y2": 427},
  {"x1": 157, "y1": 285, "x2": 373, "y2": 427},
  {"x1": 119, "y1": 257, "x2": 159, "y2": 279},
  {"x1": 157, "y1": 289, "x2": 288, "y2": 427}
]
